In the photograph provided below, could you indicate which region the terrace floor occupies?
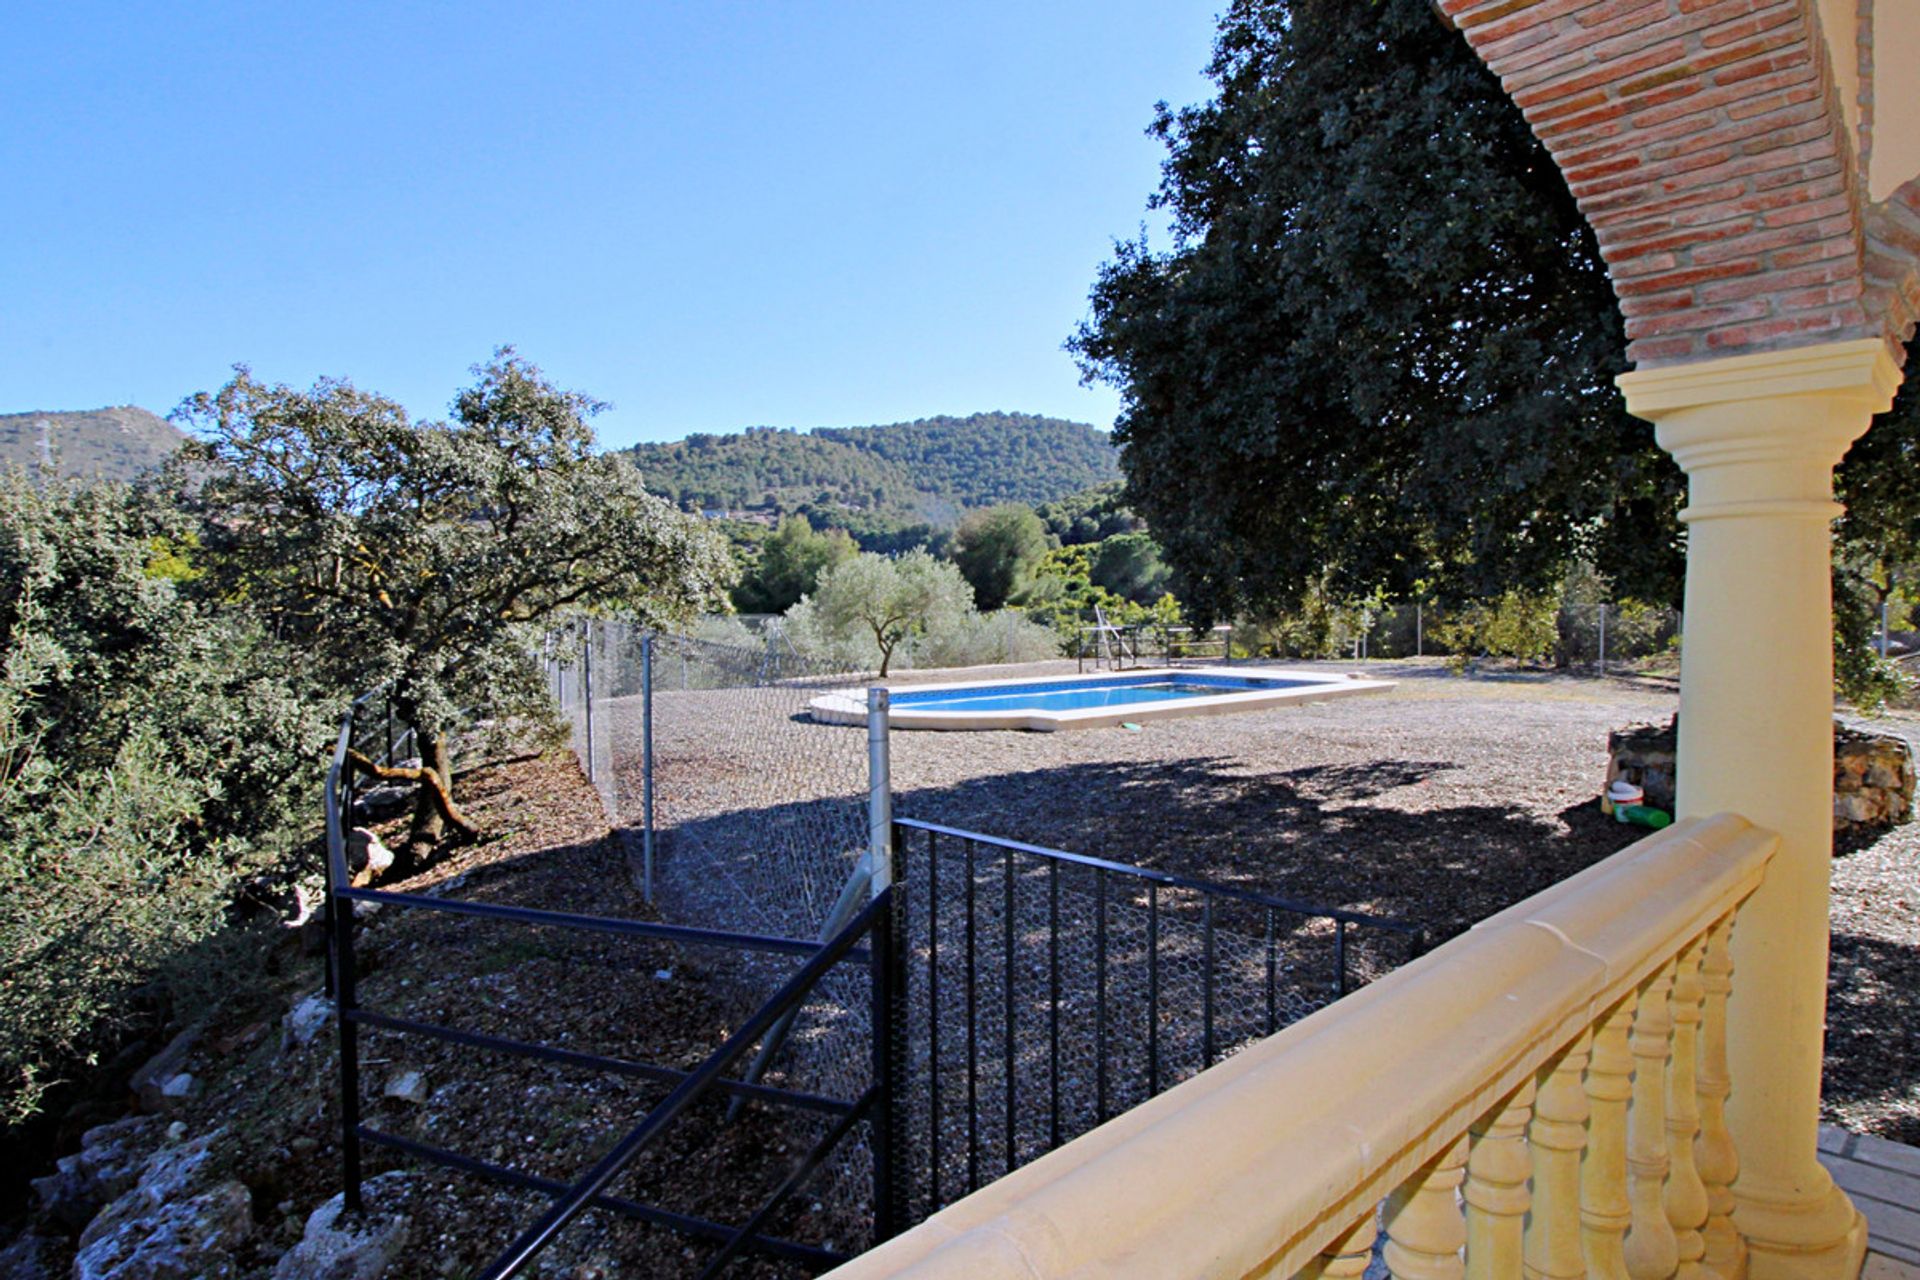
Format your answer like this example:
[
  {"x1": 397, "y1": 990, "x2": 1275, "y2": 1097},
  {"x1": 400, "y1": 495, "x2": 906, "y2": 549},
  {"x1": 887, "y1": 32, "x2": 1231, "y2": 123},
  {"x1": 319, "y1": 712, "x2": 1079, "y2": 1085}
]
[{"x1": 1821, "y1": 1124, "x2": 1920, "y2": 1276}]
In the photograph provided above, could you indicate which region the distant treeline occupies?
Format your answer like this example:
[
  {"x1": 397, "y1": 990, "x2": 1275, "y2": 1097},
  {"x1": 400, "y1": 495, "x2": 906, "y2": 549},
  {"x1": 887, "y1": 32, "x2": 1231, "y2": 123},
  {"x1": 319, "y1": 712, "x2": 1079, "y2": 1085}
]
[{"x1": 624, "y1": 411, "x2": 1119, "y2": 525}]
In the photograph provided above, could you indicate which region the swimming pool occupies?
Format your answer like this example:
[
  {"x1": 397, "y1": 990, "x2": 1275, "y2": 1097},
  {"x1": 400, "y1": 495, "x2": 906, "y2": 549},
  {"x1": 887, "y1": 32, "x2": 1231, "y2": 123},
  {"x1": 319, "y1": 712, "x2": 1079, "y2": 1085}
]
[{"x1": 808, "y1": 667, "x2": 1393, "y2": 731}]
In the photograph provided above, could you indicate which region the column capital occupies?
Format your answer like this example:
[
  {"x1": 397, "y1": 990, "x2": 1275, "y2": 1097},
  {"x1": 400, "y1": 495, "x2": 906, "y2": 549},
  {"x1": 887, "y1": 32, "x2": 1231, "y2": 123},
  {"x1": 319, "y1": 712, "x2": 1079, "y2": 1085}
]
[
  {"x1": 1617, "y1": 338, "x2": 1901, "y2": 419},
  {"x1": 1618, "y1": 339, "x2": 1904, "y2": 524}
]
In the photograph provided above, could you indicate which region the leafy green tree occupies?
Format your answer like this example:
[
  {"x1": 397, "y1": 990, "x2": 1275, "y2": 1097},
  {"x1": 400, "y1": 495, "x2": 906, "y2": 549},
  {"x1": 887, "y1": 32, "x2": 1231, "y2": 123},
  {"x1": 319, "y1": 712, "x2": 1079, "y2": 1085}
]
[
  {"x1": 1090, "y1": 531, "x2": 1171, "y2": 604},
  {"x1": 951, "y1": 504, "x2": 1050, "y2": 611},
  {"x1": 1069, "y1": 0, "x2": 1683, "y2": 626},
  {"x1": 1835, "y1": 376, "x2": 1920, "y2": 707},
  {"x1": 0, "y1": 474, "x2": 326, "y2": 1123},
  {"x1": 174, "y1": 351, "x2": 734, "y2": 854},
  {"x1": 731, "y1": 514, "x2": 855, "y2": 614},
  {"x1": 789, "y1": 550, "x2": 973, "y2": 676}
]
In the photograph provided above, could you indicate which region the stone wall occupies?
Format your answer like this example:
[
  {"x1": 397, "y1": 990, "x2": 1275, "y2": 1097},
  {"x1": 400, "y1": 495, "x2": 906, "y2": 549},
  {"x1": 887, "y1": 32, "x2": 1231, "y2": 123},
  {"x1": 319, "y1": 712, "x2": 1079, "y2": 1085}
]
[{"x1": 1606, "y1": 715, "x2": 1915, "y2": 833}]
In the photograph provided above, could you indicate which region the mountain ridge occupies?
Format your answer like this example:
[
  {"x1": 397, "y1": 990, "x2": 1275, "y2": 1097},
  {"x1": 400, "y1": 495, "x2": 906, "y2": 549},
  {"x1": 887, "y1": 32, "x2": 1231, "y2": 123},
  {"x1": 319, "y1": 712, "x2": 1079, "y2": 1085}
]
[
  {"x1": 0, "y1": 407, "x2": 187, "y2": 483},
  {"x1": 624, "y1": 410, "x2": 1117, "y2": 525}
]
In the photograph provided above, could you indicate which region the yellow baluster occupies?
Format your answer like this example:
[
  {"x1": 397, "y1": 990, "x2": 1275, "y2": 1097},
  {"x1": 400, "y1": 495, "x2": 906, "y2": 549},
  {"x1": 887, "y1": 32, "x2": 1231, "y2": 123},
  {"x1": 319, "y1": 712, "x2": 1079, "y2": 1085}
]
[
  {"x1": 1696, "y1": 914, "x2": 1747, "y2": 1280},
  {"x1": 1466, "y1": 1079, "x2": 1534, "y2": 1280},
  {"x1": 1584, "y1": 997, "x2": 1636, "y2": 1280},
  {"x1": 1385, "y1": 1135, "x2": 1468, "y2": 1280},
  {"x1": 1667, "y1": 935, "x2": 1713, "y2": 1279},
  {"x1": 1298, "y1": 1209, "x2": 1378, "y2": 1280},
  {"x1": 1525, "y1": 1031, "x2": 1591, "y2": 1280},
  {"x1": 1626, "y1": 959, "x2": 1681, "y2": 1280}
]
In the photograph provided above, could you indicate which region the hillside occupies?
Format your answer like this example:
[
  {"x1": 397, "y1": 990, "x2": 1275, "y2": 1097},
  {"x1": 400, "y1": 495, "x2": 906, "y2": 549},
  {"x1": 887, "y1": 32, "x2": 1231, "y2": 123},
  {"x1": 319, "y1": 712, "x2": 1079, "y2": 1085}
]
[
  {"x1": 625, "y1": 411, "x2": 1117, "y2": 524},
  {"x1": 0, "y1": 407, "x2": 185, "y2": 483}
]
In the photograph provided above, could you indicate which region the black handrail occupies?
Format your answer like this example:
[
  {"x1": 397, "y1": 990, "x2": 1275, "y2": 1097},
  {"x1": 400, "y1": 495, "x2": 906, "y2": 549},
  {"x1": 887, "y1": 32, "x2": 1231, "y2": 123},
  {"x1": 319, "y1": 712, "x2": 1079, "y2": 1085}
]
[
  {"x1": 477, "y1": 891, "x2": 891, "y2": 1279},
  {"x1": 324, "y1": 690, "x2": 905, "y2": 1277},
  {"x1": 893, "y1": 816, "x2": 1416, "y2": 933}
]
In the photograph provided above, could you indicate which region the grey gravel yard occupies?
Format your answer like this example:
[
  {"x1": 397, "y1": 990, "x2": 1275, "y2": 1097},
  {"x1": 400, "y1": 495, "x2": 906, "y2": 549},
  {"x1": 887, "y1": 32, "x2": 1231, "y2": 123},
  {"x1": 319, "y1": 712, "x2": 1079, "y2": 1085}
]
[{"x1": 629, "y1": 657, "x2": 1918, "y2": 1145}]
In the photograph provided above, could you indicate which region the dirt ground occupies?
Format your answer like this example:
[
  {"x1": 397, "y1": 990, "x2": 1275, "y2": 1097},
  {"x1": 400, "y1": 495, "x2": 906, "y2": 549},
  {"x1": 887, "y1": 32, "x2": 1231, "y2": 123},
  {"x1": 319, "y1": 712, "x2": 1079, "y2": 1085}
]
[{"x1": 620, "y1": 656, "x2": 1919, "y2": 1146}]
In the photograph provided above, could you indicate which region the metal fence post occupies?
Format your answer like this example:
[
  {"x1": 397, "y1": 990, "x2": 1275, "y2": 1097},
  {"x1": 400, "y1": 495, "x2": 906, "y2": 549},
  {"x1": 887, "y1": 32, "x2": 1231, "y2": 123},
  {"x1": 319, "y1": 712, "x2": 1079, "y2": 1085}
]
[
  {"x1": 581, "y1": 620, "x2": 595, "y2": 784},
  {"x1": 641, "y1": 632, "x2": 655, "y2": 905},
  {"x1": 867, "y1": 686, "x2": 907, "y2": 1239},
  {"x1": 868, "y1": 688, "x2": 893, "y2": 894},
  {"x1": 1416, "y1": 602, "x2": 1424, "y2": 658},
  {"x1": 325, "y1": 749, "x2": 365, "y2": 1213}
]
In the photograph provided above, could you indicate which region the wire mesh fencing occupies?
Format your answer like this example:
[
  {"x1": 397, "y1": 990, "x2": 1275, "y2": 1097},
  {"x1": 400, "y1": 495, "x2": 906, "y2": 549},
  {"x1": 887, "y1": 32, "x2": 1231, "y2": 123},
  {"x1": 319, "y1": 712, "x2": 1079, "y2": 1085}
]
[{"x1": 547, "y1": 622, "x2": 885, "y2": 1241}]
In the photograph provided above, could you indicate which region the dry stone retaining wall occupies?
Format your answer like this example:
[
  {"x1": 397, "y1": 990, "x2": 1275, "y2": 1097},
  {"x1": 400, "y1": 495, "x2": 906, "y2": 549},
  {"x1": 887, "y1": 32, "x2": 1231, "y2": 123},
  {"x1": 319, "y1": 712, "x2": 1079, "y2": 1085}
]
[{"x1": 1607, "y1": 715, "x2": 1915, "y2": 832}]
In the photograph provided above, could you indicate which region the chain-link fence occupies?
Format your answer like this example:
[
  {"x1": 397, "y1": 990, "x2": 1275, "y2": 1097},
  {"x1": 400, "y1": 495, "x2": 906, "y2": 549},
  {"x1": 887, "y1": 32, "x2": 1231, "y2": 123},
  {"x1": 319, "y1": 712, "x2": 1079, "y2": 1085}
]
[
  {"x1": 546, "y1": 623, "x2": 883, "y2": 1244},
  {"x1": 544, "y1": 630, "x2": 1422, "y2": 1239},
  {"x1": 1244, "y1": 600, "x2": 1682, "y2": 671}
]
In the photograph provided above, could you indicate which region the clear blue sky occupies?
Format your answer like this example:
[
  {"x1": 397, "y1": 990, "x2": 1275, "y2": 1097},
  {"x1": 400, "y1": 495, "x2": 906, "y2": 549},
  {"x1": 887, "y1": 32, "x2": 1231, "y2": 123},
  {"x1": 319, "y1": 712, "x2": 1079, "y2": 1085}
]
[{"x1": 2, "y1": 2, "x2": 1221, "y2": 447}]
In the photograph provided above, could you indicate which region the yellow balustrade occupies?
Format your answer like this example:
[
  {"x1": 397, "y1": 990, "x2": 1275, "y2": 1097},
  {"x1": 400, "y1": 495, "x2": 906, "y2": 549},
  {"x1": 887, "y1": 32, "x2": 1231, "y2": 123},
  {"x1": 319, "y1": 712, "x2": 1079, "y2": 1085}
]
[{"x1": 824, "y1": 814, "x2": 1776, "y2": 1280}]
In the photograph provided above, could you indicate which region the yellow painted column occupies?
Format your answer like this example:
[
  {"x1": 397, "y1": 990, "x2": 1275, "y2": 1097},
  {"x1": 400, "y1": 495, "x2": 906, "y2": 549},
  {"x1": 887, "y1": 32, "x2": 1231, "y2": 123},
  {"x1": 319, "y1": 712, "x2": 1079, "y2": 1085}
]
[{"x1": 1619, "y1": 338, "x2": 1903, "y2": 1280}]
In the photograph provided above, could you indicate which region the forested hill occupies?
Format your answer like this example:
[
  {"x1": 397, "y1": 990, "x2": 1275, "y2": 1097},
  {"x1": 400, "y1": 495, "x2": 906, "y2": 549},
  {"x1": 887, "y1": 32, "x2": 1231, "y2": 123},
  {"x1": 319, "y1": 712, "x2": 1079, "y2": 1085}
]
[
  {"x1": 0, "y1": 407, "x2": 185, "y2": 482},
  {"x1": 625, "y1": 412, "x2": 1118, "y2": 522}
]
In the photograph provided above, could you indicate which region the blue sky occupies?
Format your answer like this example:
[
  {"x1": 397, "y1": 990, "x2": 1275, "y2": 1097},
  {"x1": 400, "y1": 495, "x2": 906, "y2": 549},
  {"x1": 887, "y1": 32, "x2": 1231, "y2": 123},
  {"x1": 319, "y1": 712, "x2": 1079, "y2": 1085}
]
[{"x1": 2, "y1": 2, "x2": 1222, "y2": 447}]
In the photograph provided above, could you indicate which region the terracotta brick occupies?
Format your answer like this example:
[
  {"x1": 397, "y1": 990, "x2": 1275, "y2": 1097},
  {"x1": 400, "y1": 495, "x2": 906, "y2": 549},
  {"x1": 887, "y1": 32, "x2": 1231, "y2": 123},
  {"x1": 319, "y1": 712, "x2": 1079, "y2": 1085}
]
[
  {"x1": 1614, "y1": 258, "x2": 1765, "y2": 294},
  {"x1": 1457, "y1": 0, "x2": 1565, "y2": 30},
  {"x1": 1689, "y1": 216, "x2": 1854, "y2": 264},
  {"x1": 1701, "y1": 312, "x2": 1852, "y2": 349},
  {"x1": 1625, "y1": 297, "x2": 1772, "y2": 338},
  {"x1": 1515, "y1": 43, "x2": 1688, "y2": 110},
  {"x1": 1770, "y1": 238, "x2": 1855, "y2": 269},
  {"x1": 1628, "y1": 334, "x2": 1704, "y2": 361},
  {"x1": 1564, "y1": 154, "x2": 1644, "y2": 184},
  {"x1": 1619, "y1": 289, "x2": 1700, "y2": 317},
  {"x1": 1694, "y1": 259, "x2": 1857, "y2": 304},
  {"x1": 1530, "y1": 87, "x2": 1617, "y2": 124},
  {"x1": 1586, "y1": 181, "x2": 1752, "y2": 231},
  {"x1": 1629, "y1": 66, "x2": 1821, "y2": 127},
  {"x1": 1699, "y1": 5, "x2": 1805, "y2": 50},
  {"x1": 1761, "y1": 193, "x2": 1855, "y2": 229},
  {"x1": 1603, "y1": 219, "x2": 1756, "y2": 262},
  {"x1": 1726, "y1": 81, "x2": 1823, "y2": 122},
  {"x1": 1606, "y1": 249, "x2": 1682, "y2": 280}
]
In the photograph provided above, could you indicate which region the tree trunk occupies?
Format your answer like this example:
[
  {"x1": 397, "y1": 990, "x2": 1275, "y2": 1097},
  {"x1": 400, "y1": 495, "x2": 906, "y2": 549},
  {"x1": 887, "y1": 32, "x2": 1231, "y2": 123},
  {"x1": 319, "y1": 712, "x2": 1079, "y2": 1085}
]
[{"x1": 408, "y1": 731, "x2": 454, "y2": 856}]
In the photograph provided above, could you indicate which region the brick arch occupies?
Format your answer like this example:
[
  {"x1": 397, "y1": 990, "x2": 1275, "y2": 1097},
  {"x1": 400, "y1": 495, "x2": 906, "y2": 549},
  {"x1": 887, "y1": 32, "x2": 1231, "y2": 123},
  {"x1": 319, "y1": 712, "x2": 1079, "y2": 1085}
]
[
  {"x1": 1865, "y1": 175, "x2": 1920, "y2": 352},
  {"x1": 1437, "y1": 0, "x2": 1883, "y2": 369}
]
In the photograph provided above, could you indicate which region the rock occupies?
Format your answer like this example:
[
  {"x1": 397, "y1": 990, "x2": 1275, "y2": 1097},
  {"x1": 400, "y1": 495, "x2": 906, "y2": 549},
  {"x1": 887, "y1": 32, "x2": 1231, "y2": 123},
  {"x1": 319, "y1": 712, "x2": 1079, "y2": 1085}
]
[
  {"x1": 282, "y1": 995, "x2": 335, "y2": 1053},
  {"x1": 347, "y1": 828, "x2": 395, "y2": 886},
  {"x1": 159, "y1": 1073, "x2": 196, "y2": 1102},
  {"x1": 272, "y1": 1172, "x2": 413, "y2": 1280},
  {"x1": 72, "y1": 1180, "x2": 252, "y2": 1280},
  {"x1": 0, "y1": 1230, "x2": 60, "y2": 1280},
  {"x1": 164, "y1": 1122, "x2": 188, "y2": 1143},
  {"x1": 31, "y1": 1115, "x2": 159, "y2": 1229},
  {"x1": 351, "y1": 782, "x2": 414, "y2": 822},
  {"x1": 73, "y1": 1131, "x2": 248, "y2": 1280},
  {"x1": 382, "y1": 1071, "x2": 429, "y2": 1105},
  {"x1": 128, "y1": 1026, "x2": 201, "y2": 1114}
]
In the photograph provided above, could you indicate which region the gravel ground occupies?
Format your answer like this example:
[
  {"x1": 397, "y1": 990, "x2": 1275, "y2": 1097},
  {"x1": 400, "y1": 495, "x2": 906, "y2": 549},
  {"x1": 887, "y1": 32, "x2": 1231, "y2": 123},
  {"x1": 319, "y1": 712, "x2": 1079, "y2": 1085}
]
[{"x1": 615, "y1": 656, "x2": 1918, "y2": 1149}]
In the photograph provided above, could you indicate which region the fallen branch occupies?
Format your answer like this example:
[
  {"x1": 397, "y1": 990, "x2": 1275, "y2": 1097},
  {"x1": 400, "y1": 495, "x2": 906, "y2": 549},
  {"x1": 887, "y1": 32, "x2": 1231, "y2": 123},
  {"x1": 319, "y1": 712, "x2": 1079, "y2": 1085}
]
[{"x1": 343, "y1": 748, "x2": 482, "y2": 840}]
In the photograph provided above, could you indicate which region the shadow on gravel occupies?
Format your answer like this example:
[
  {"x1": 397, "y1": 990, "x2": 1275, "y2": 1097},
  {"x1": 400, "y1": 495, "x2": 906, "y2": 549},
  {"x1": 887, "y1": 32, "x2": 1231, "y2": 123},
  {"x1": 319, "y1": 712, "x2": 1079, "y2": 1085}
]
[
  {"x1": 1824, "y1": 930, "x2": 1920, "y2": 1145},
  {"x1": 885, "y1": 756, "x2": 1644, "y2": 946}
]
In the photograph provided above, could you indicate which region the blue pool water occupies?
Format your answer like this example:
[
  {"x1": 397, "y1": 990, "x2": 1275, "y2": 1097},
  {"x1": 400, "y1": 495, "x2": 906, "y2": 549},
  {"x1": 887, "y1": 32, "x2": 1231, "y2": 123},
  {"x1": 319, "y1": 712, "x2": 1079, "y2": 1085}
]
[{"x1": 890, "y1": 673, "x2": 1314, "y2": 714}]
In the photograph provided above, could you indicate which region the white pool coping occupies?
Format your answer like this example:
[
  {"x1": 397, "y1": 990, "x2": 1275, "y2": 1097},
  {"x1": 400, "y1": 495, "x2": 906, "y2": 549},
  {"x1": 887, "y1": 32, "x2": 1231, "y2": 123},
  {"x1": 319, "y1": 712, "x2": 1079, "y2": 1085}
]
[{"x1": 807, "y1": 666, "x2": 1396, "y2": 732}]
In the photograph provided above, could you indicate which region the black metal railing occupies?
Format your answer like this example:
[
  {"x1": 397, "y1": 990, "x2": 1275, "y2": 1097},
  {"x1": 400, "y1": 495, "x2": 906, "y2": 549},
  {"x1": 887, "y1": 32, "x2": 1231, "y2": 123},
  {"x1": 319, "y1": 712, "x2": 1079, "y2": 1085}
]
[
  {"x1": 892, "y1": 817, "x2": 1420, "y2": 1219},
  {"x1": 322, "y1": 702, "x2": 909, "y2": 1278}
]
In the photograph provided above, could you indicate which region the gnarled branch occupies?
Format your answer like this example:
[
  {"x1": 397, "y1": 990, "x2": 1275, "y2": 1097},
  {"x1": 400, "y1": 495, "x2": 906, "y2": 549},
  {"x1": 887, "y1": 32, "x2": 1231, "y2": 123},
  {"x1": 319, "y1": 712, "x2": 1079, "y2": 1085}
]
[{"x1": 343, "y1": 748, "x2": 482, "y2": 840}]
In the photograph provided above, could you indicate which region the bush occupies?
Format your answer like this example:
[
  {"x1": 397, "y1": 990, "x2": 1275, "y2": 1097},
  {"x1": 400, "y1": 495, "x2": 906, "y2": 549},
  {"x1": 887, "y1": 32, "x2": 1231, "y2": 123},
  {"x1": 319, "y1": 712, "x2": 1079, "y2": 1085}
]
[
  {"x1": 1427, "y1": 589, "x2": 1560, "y2": 667},
  {"x1": 917, "y1": 610, "x2": 1060, "y2": 669},
  {"x1": 0, "y1": 476, "x2": 326, "y2": 1122}
]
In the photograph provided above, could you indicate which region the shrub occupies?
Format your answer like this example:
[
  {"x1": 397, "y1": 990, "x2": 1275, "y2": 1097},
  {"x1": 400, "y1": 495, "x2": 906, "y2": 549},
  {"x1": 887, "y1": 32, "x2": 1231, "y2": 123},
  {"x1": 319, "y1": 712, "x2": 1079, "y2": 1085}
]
[{"x1": 0, "y1": 476, "x2": 326, "y2": 1122}]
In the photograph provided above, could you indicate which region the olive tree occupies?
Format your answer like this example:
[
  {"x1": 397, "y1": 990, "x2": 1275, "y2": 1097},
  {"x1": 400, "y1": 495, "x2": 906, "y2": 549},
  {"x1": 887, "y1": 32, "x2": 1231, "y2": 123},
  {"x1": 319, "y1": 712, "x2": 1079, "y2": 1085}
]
[
  {"x1": 790, "y1": 550, "x2": 973, "y2": 676},
  {"x1": 174, "y1": 350, "x2": 735, "y2": 855}
]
